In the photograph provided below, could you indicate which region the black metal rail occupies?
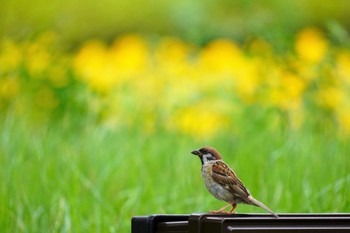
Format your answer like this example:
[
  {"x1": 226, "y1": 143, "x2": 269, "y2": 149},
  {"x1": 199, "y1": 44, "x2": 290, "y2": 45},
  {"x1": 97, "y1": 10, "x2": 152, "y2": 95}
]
[{"x1": 131, "y1": 213, "x2": 350, "y2": 233}]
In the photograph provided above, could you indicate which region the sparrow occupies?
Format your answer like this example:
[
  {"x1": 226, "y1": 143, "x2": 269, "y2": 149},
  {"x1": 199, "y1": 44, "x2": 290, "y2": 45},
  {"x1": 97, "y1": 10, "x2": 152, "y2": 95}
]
[{"x1": 191, "y1": 146, "x2": 278, "y2": 217}]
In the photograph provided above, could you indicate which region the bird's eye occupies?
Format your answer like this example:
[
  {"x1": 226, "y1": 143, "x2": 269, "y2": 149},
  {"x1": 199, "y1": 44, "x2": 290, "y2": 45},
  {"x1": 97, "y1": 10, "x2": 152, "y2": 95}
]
[{"x1": 200, "y1": 149, "x2": 208, "y2": 154}]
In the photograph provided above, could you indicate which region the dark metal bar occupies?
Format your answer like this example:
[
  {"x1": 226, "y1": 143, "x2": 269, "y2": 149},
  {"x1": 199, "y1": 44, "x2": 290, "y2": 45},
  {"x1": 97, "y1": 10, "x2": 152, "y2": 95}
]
[{"x1": 131, "y1": 213, "x2": 350, "y2": 233}]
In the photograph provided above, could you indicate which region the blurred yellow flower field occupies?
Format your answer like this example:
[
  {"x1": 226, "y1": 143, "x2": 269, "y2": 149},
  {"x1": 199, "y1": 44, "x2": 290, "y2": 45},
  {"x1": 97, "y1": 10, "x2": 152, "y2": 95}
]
[
  {"x1": 1, "y1": 25, "x2": 350, "y2": 233},
  {"x1": 2, "y1": 2, "x2": 350, "y2": 232},
  {"x1": 2, "y1": 27, "x2": 350, "y2": 138}
]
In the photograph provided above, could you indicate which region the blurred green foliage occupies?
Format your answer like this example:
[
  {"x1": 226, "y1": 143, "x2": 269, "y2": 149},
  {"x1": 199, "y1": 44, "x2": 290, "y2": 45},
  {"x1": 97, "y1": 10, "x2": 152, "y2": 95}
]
[{"x1": 1, "y1": 0, "x2": 350, "y2": 47}]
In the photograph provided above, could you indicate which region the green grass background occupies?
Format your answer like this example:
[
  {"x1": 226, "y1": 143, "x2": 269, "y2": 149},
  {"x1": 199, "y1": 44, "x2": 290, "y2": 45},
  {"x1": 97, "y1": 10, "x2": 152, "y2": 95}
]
[{"x1": 1, "y1": 110, "x2": 349, "y2": 232}]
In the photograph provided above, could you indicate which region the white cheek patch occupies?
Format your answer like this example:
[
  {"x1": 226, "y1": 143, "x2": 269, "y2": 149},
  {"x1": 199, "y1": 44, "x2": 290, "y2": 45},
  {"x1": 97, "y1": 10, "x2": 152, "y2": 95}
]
[{"x1": 202, "y1": 153, "x2": 213, "y2": 163}]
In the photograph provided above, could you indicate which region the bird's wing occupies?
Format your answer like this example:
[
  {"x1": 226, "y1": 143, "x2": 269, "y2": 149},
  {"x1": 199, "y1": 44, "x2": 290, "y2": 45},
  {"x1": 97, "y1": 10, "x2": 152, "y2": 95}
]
[{"x1": 212, "y1": 161, "x2": 251, "y2": 199}]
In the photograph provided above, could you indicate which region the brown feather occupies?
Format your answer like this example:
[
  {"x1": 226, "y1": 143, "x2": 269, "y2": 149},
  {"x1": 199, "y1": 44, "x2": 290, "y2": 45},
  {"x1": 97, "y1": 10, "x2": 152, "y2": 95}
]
[
  {"x1": 211, "y1": 161, "x2": 251, "y2": 201},
  {"x1": 202, "y1": 146, "x2": 222, "y2": 160}
]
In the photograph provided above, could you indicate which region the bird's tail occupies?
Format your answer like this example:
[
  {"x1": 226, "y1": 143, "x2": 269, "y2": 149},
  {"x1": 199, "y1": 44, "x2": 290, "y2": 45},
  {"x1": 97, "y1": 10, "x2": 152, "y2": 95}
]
[{"x1": 248, "y1": 196, "x2": 279, "y2": 218}]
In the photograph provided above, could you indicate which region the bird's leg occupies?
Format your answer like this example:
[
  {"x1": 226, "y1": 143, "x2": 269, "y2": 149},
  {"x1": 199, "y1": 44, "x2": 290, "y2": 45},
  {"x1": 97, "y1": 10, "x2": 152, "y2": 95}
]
[
  {"x1": 228, "y1": 203, "x2": 237, "y2": 213},
  {"x1": 209, "y1": 203, "x2": 233, "y2": 214},
  {"x1": 217, "y1": 203, "x2": 232, "y2": 212}
]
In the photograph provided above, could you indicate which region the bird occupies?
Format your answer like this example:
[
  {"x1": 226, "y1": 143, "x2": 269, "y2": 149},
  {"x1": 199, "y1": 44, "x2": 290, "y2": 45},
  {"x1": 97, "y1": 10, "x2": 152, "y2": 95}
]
[{"x1": 191, "y1": 146, "x2": 278, "y2": 218}]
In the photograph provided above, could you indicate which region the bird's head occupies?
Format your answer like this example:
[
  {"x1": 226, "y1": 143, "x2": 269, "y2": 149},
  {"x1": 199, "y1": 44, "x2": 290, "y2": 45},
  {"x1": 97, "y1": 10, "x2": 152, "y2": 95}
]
[{"x1": 191, "y1": 146, "x2": 222, "y2": 164}]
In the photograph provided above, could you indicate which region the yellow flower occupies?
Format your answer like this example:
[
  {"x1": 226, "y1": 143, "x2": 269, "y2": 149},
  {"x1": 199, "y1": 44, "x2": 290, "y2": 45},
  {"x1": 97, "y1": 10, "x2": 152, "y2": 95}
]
[
  {"x1": 110, "y1": 34, "x2": 149, "y2": 76},
  {"x1": 0, "y1": 39, "x2": 22, "y2": 72},
  {"x1": 170, "y1": 100, "x2": 231, "y2": 138},
  {"x1": 25, "y1": 42, "x2": 51, "y2": 77},
  {"x1": 316, "y1": 87, "x2": 345, "y2": 110},
  {"x1": 74, "y1": 35, "x2": 149, "y2": 93},
  {"x1": 233, "y1": 59, "x2": 260, "y2": 103},
  {"x1": 74, "y1": 40, "x2": 114, "y2": 93},
  {"x1": 74, "y1": 40, "x2": 107, "y2": 79},
  {"x1": 281, "y1": 73, "x2": 306, "y2": 108},
  {"x1": 155, "y1": 37, "x2": 191, "y2": 65},
  {"x1": 154, "y1": 37, "x2": 193, "y2": 79},
  {"x1": 0, "y1": 76, "x2": 20, "y2": 100},
  {"x1": 198, "y1": 39, "x2": 243, "y2": 74},
  {"x1": 295, "y1": 27, "x2": 328, "y2": 64},
  {"x1": 198, "y1": 39, "x2": 260, "y2": 102},
  {"x1": 336, "y1": 50, "x2": 350, "y2": 85},
  {"x1": 266, "y1": 69, "x2": 306, "y2": 110},
  {"x1": 23, "y1": 32, "x2": 57, "y2": 77}
]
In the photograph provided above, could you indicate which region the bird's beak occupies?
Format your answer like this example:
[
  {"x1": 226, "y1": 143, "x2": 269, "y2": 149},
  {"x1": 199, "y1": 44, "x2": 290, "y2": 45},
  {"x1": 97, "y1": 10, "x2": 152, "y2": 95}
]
[{"x1": 191, "y1": 150, "x2": 201, "y2": 156}]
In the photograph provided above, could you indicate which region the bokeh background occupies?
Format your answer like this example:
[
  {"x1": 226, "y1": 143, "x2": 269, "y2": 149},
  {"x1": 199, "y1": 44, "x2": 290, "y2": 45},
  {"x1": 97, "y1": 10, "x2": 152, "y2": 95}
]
[{"x1": 1, "y1": 0, "x2": 350, "y2": 232}]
